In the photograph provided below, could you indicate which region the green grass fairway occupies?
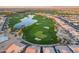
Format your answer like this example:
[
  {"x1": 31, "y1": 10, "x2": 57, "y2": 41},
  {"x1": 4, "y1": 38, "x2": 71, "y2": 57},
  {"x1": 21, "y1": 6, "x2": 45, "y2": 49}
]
[
  {"x1": 8, "y1": 13, "x2": 27, "y2": 29},
  {"x1": 8, "y1": 14, "x2": 60, "y2": 45},
  {"x1": 22, "y1": 15, "x2": 59, "y2": 45}
]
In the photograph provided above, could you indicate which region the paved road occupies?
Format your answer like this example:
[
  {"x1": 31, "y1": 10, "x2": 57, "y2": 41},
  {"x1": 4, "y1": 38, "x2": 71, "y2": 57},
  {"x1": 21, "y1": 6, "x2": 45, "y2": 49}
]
[
  {"x1": 57, "y1": 16, "x2": 79, "y2": 31},
  {"x1": 0, "y1": 17, "x2": 5, "y2": 31},
  {"x1": 1, "y1": 16, "x2": 8, "y2": 31},
  {"x1": 0, "y1": 16, "x2": 8, "y2": 31},
  {"x1": 0, "y1": 34, "x2": 25, "y2": 52}
]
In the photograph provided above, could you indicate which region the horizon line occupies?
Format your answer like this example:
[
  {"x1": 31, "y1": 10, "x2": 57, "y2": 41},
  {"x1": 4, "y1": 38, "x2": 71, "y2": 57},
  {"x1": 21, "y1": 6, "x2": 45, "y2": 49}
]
[{"x1": 0, "y1": 6, "x2": 79, "y2": 8}]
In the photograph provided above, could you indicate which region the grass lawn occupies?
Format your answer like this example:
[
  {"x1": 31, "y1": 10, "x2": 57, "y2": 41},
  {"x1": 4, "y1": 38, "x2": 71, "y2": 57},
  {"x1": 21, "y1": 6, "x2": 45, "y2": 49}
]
[
  {"x1": 8, "y1": 13, "x2": 60, "y2": 45},
  {"x1": 22, "y1": 15, "x2": 60, "y2": 45},
  {"x1": 8, "y1": 13, "x2": 27, "y2": 29}
]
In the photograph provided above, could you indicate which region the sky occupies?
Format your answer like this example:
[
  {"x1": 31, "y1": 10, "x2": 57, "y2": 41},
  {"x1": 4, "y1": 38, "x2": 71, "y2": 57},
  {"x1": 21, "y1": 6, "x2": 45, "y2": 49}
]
[
  {"x1": 0, "y1": 0, "x2": 79, "y2": 6},
  {"x1": 0, "y1": 6, "x2": 79, "y2": 8}
]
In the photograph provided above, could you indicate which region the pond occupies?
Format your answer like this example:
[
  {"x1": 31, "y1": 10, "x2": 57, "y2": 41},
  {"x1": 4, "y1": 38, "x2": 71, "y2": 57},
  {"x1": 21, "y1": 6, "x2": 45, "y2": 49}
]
[{"x1": 14, "y1": 15, "x2": 37, "y2": 29}]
